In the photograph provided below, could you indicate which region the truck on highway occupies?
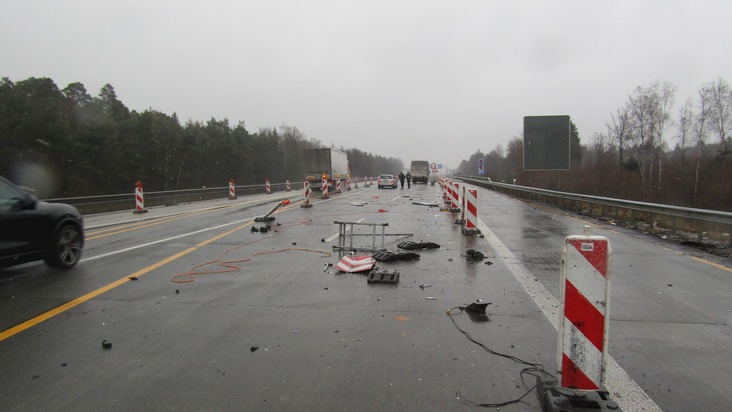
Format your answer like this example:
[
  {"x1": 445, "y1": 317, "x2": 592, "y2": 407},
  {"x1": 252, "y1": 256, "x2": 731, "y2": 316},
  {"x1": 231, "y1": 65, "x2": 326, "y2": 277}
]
[
  {"x1": 409, "y1": 160, "x2": 430, "y2": 184},
  {"x1": 303, "y1": 148, "x2": 350, "y2": 189}
]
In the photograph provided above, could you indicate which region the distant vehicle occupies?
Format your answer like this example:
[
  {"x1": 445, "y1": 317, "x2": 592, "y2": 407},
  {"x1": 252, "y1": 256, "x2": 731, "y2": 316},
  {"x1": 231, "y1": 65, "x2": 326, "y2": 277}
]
[
  {"x1": 410, "y1": 160, "x2": 430, "y2": 184},
  {"x1": 303, "y1": 148, "x2": 350, "y2": 189},
  {"x1": 0, "y1": 176, "x2": 84, "y2": 269},
  {"x1": 377, "y1": 174, "x2": 397, "y2": 189}
]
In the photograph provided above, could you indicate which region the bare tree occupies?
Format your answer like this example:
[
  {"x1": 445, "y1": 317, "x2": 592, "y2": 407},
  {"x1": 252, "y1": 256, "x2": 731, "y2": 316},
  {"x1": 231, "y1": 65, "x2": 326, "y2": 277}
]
[
  {"x1": 692, "y1": 85, "x2": 711, "y2": 203},
  {"x1": 676, "y1": 99, "x2": 694, "y2": 167},
  {"x1": 706, "y1": 78, "x2": 731, "y2": 155},
  {"x1": 606, "y1": 106, "x2": 631, "y2": 167}
]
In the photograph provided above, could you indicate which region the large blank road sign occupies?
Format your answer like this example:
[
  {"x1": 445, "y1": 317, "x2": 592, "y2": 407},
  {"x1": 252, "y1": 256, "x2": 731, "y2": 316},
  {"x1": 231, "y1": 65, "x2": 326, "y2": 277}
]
[{"x1": 523, "y1": 115, "x2": 570, "y2": 171}]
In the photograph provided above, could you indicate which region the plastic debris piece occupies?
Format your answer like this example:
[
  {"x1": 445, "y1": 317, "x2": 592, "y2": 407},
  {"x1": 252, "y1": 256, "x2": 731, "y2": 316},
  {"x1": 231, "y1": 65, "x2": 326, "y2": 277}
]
[
  {"x1": 102, "y1": 340, "x2": 112, "y2": 349},
  {"x1": 372, "y1": 251, "x2": 421, "y2": 262},
  {"x1": 367, "y1": 269, "x2": 400, "y2": 284},
  {"x1": 465, "y1": 302, "x2": 491, "y2": 314},
  {"x1": 425, "y1": 297, "x2": 437, "y2": 300},
  {"x1": 418, "y1": 283, "x2": 432, "y2": 289},
  {"x1": 128, "y1": 276, "x2": 138, "y2": 280},
  {"x1": 250, "y1": 227, "x2": 259, "y2": 233},
  {"x1": 465, "y1": 249, "x2": 485, "y2": 261},
  {"x1": 251, "y1": 346, "x2": 259, "y2": 352},
  {"x1": 397, "y1": 241, "x2": 440, "y2": 250}
]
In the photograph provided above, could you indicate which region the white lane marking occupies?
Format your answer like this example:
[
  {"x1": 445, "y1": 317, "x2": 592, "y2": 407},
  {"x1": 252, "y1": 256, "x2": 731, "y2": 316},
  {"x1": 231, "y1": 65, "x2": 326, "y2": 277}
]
[
  {"x1": 390, "y1": 195, "x2": 402, "y2": 201},
  {"x1": 325, "y1": 218, "x2": 365, "y2": 242},
  {"x1": 82, "y1": 217, "x2": 255, "y2": 262},
  {"x1": 476, "y1": 217, "x2": 661, "y2": 412}
]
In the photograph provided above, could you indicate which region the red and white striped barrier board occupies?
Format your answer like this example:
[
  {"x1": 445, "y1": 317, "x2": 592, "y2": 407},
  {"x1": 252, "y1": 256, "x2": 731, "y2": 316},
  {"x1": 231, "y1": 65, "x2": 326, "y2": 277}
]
[
  {"x1": 133, "y1": 180, "x2": 147, "y2": 214},
  {"x1": 321, "y1": 177, "x2": 329, "y2": 199},
  {"x1": 335, "y1": 255, "x2": 376, "y2": 273},
  {"x1": 301, "y1": 181, "x2": 313, "y2": 208},
  {"x1": 266, "y1": 178, "x2": 271, "y2": 194},
  {"x1": 464, "y1": 189, "x2": 478, "y2": 229},
  {"x1": 558, "y1": 234, "x2": 612, "y2": 390},
  {"x1": 451, "y1": 182, "x2": 460, "y2": 211},
  {"x1": 336, "y1": 178, "x2": 342, "y2": 193},
  {"x1": 229, "y1": 179, "x2": 236, "y2": 200},
  {"x1": 346, "y1": 176, "x2": 351, "y2": 191}
]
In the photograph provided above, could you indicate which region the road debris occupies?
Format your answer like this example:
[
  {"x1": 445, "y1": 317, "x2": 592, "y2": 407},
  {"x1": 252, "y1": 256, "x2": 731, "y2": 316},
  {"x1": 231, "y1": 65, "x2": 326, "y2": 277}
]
[
  {"x1": 398, "y1": 241, "x2": 440, "y2": 250},
  {"x1": 367, "y1": 269, "x2": 399, "y2": 284},
  {"x1": 372, "y1": 251, "x2": 420, "y2": 262}
]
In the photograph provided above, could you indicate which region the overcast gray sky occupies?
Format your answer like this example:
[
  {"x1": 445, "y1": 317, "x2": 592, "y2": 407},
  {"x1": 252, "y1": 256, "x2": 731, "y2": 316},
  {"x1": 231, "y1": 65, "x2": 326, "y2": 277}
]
[{"x1": 2, "y1": 1, "x2": 731, "y2": 169}]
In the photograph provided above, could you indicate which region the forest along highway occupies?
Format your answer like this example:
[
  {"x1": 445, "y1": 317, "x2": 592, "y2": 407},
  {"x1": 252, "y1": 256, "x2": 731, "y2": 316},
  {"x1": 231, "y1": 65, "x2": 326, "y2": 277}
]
[{"x1": 1, "y1": 182, "x2": 730, "y2": 411}]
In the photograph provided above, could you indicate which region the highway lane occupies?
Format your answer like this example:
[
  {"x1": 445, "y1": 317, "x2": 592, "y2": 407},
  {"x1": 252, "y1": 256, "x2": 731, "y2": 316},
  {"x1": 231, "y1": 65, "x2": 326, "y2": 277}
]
[{"x1": 0, "y1": 183, "x2": 730, "y2": 411}]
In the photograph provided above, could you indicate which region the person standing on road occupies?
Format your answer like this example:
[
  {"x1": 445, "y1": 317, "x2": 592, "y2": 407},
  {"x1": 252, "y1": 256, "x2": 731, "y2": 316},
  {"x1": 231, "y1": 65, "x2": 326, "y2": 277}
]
[
  {"x1": 398, "y1": 171, "x2": 405, "y2": 189},
  {"x1": 406, "y1": 172, "x2": 412, "y2": 189}
]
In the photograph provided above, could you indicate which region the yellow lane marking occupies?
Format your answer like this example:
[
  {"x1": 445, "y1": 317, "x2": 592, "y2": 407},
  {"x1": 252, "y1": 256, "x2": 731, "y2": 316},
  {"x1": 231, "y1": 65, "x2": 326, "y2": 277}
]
[
  {"x1": 85, "y1": 206, "x2": 237, "y2": 240},
  {"x1": 0, "y1": 221, "x2": 255, "y2": 342}
]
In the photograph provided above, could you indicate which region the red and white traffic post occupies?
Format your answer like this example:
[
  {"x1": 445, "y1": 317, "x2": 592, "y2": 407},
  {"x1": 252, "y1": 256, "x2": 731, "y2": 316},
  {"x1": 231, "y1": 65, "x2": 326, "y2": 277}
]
[
  {"x1": 321, "y1": 176, "x2": 329, "y2": 199},
  {"x1": 335, "y1": 177, "x2": 342, "y2": 193},
  {"x1": 557, "y1": 228, "x2": 612, "y2": 391},
  {"x1": 229, "y1": 179, "x2": 236, "y2": 200},
  {"x1": 133, "y1": 180, "x2": 148, "y2": 214},
  {"x1": 266, "y1": 178, "x2": 271, "y2": 194},
  {"x1": 301, "y1": 181, "x2": 313, "y2": 208},
  {"x1": 286, "y1": 179, "x2": 291, "y2": 192},
  {"x1": 354, "y1": 177, "x2": 359, "y2": 189},
  {"x1": 346, "y1": 176, "x2": 352, "y2": 191},
  {"x1": 461, "y1": 188, "x2": 481, "y2": 236}
]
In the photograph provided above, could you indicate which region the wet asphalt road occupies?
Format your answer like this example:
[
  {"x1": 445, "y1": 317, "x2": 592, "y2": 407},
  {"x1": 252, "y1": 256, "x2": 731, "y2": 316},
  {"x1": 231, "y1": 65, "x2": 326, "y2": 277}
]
[{"x1": 1, "y1": 182, "x2": 731, "y2": 411}]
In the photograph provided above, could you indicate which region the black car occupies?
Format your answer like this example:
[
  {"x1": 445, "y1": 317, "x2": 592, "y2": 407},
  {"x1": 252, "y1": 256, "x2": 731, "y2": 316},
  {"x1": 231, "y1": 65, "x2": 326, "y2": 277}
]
[{"x1": 0, "y1": 176, "x2": 84, "y2": 269}]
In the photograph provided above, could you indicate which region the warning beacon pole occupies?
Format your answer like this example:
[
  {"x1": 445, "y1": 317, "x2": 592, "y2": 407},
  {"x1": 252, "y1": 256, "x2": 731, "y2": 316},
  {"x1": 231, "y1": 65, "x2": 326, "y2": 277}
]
[
  {"x1": 558, "y1": 226, "x2": 612, "y2": 390},
  {"x1": 133, "y1": 180, "x2": 148, "y2": 214},
  {"x1": 301, "y1": 181, "x2": 313, "y2": 208}
]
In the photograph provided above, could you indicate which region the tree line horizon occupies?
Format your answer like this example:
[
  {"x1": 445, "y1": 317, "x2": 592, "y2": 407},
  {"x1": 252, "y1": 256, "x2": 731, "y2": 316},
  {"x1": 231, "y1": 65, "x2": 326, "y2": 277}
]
[{"x1": 1, "y1": 76, "x2": 730, "y2": 212}]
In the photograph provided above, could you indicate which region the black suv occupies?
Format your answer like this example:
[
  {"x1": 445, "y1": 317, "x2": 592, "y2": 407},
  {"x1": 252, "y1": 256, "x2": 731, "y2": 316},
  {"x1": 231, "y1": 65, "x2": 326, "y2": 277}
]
[{"x1": 0, "y1": 176, "x2": 84, "y2": 269}]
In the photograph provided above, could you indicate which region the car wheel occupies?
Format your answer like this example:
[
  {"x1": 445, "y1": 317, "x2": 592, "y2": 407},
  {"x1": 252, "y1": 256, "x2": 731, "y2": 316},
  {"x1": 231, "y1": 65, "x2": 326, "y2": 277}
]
[{"x1": 45, "y1": 223, "x2": 83, "y2": 269}]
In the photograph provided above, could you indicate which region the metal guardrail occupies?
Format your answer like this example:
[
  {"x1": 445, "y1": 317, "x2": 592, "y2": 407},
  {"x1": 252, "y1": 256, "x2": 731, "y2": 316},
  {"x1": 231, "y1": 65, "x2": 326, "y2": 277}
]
[
  {"x1": 45, "y1": 183, "x2": 292, "y2": 215},
  {"x1": 455, "y1": 175, "x2": 732, "y2": 246}
]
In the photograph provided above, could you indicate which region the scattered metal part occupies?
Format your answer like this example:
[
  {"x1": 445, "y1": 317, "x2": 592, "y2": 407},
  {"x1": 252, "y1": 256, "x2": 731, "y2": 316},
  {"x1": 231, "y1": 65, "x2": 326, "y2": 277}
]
[
  {"x1": 418, "y1": 283, "x2": 432, "y2": 289},
  {"x1": 412, "y1": 201, "x2": 439, "y2": 207}
]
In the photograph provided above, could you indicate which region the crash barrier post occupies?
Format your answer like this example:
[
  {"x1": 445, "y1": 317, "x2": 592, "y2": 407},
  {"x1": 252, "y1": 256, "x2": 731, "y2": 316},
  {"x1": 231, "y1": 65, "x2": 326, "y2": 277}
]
[
  {"x1": 336, "y1": 177, "x2": 342, "y2": 193},
  {"x1": 266, "y1": 178, "x2": 271, "y2": 194},
  {"x1": 229, "y1": 179, "x2": 236, "y2": 200},
  {"x1": 301, "y1": 181, "x2": 313, "y2": 208},
  {"x1": 333, "y1": 221, "x2": 412, "y2": 253},
  {"x1": 321, "y1": 177, "x2": 329, "y2": 199},
  {"x1": 346, "y1": 176, "x2": 351, "y2": 191},
  {"x1": 286, "y1": 179, "x2": 291, "y2": 192},
  {"x1": 133, "y1": 180, "x2": 148, "y2": 214},
  {"x1": 557, "y1": 228, "x2": 611, "y2": 391},
  {"x1": 461, "y1": 189, "x2": 481, "y2": 236}
]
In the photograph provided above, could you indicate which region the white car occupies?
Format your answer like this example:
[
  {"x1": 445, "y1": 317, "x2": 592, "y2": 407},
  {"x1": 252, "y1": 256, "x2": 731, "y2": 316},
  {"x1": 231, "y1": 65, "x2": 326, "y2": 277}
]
[{"x1": 377, "y1": 174, "x2": 397, "y2": 189}]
